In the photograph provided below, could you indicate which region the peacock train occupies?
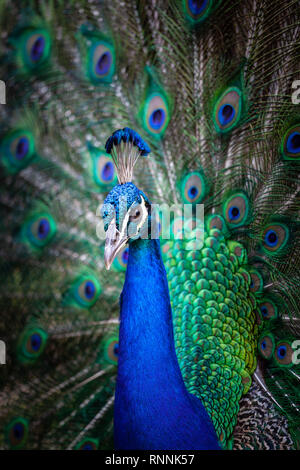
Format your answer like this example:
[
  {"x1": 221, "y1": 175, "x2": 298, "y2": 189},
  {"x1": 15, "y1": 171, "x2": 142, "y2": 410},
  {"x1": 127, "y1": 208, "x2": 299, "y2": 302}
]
[{"x1": 0, "y1": 0, "x2": 299, "y2": 451}]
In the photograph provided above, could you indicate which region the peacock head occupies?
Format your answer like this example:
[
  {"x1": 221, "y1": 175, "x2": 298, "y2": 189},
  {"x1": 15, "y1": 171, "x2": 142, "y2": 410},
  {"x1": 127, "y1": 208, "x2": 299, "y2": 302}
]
[{"x1": 102, "y1": 128, "x2": 152, "y2": 270}]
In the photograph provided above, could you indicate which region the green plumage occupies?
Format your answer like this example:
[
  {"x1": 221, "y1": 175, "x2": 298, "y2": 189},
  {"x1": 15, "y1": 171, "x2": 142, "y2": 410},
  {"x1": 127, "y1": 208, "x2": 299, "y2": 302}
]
[{"x1": 0, "y1": 0, "x2": 299, "y2": 450}]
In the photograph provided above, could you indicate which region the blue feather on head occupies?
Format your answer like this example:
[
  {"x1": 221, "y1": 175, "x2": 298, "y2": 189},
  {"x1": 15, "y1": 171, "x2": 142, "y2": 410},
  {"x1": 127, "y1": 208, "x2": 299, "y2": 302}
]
[
  {"x1": 105, "y1": 127, "x2": 150, "y2": 184},
  {"x1": 102, "y1": 128, "x2": 154, "y2": 269}
]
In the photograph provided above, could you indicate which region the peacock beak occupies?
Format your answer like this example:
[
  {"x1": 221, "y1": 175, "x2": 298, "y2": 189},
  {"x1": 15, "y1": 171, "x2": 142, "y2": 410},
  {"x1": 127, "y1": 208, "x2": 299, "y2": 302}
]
[{"x1": 104, "y1": 218, "x2": 129, "y2": 270}]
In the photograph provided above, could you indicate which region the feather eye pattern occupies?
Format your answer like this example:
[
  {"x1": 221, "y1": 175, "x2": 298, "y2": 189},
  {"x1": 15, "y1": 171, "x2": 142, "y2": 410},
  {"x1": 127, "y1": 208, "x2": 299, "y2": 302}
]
[
  {"x1": 76, "y1": 438, "x2": 99, "y2": 450},
  {"x1": 258, "y1": 298, "x2": 278, "y2": 320},
  {"x1": 65, "y1": 273, "x2": 102, "y2": 309},
  {"x1": 258, "y1": 329, "x2": 296, "y2": 369},
  {"x1": 16, "y1": 327, "x2": 48, "y2": 364},
  {"x1": 182, "y1": 0, "x2": 222, "y2": 24},
  {"x1": 0, "y1": 129, "x2": 36, "y2": 173},
  {"x1": 258, "y1": 333, "x2": 275, "y2": 360},
  {"x1": 281, "y1": 124, "x2": 300, "y2": 160},
  {"x1": 138, "y1": 67, "x2": 171, "y2": 138},
  {"x1": 79, "y1": 26, "x2": 116, "y2": 84},
  {"x1": 222, "y1": 192, "x2": 251, "y2": 228},
  {"x1": 213, "y1": 87, "x2": 243, "y2": 134},
  {"x1": 112, "y1": 246, "x2": 129, "y2": 272},
  {"x1": 89, "y1": 145, "x2": 117, "y2": 190},
  {"x1": 205, "y1": 214, "x2": 227, "y2": 232},
  {"x1": 5, "y1": 418, "x2": 29, "y2": 450},
  {"x1": 103, "y1": 337, "x2": 119, "y2": 365},
  {"x1": 10, "y1": 26, "x2": 51, "y2": 73},
  {"x1": 20, "y1": 212, "x2": 56, "y2": 250},
  {"x1": 261, "y1": 223, "x2": 289, "y2": 254},
  {"x1": 180, "y1": 171, "x2": 208, "y2": 204},
  {"x1": 274, "y1": 341, "x2": 294, "y2": 368},
  {"x1": 248, "y1": 269, "x2": 264, "y2": 294}
]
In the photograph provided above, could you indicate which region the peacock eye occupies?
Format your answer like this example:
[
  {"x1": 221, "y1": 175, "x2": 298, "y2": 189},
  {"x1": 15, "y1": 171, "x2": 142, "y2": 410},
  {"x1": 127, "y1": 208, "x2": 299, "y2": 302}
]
[
  {"x1": 1, "y1": 130, "x2": 35, "y2": 172},
  {"x1": 15, "y1": 28, "x2": 51, "y2": 70},
  {"x1": 84, "y1": 281, "x2": 96, "y2": 299},
  {"x1": 104, "y1": 337, "x2": 119, "y2": 365},
  {"x1": 89, "y1": 145, "x2": 117, "y2": 191},
  {"x1": 78, "y1": 279, "x2": 99, "y2": 306},
  {"x1": 139, "y1": 67, "x2": 170, "y2": 138},
  {"x1": 88, "y1": 40, "x2": 115, "y2": 84},
  {"x1": 281, "y1": 125, "x2": 300, "y2": 160},
  {"x1": 213, "y1": 87, "x2": 243, "y2": 133},
  {"x1": 258, "y1": 298, "x2": 278, "y2": 320},
  {"x1": 248, "y1": 269, "x2": 263, "y2": 294},
  {"x1": 144, "y1": 94, "x2": 169, "y2": 136},
  {"x1": 112, "y1": 246, "x2": 129, "y2": 272},
  {"x1": 258, "y1": 334, "x2": 275, "y2": 360},
  {"x1": 6, "y1": 418, "x2": 29, "y2": 449},
  {"x1": 184, "y1": 0, "x2": 214, "y2": 23},
  {"x1": 17, "y1": 327, "x2": 48, "y2": 364},
  {"x1": 180, "y1": 171, "x2": 208, "y2": 204},
  {"x1": 205, "y1": 214, "x2": 226, "y2": 232},
  {"x1": 76, "y1": 438, "x2": 99, "y2": 450},
  {"x1": 23, "y1": 213, "x2": 56, "y2": 249},
  {"x1": 69, "y1": 274, "x2": 101, "y2": 308},
  {"x1": 223, "y1": 192, "x2": 250, "y2": 227},
  {"x1": 274, "y1": 342, "x2": 293, "y2": 367},
  {"x1": 262, "y1": 223, "x2": 289, "y2": 254},
  {"x1": 27, "y1": 333, "x2": 42, "y2": 352},
  {"x1": 30, "y1": 35, "x2": 45, "y2": 62}
]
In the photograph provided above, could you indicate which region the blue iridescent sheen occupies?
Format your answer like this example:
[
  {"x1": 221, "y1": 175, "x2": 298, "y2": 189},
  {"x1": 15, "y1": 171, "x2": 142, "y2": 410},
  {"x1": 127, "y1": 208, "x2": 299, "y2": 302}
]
[
  {"x1": 286, "y1": 131, "x2": 300, "y2": 153},
  {"x1": 13, "y1": 423, "x2": 24, "y2": 439},
  {"x1": 277, "y1": 345, "x2": 287, "y2": 359},
  {"x1": 113, "y1": 343, "x2": 119, "y2": 356},
  {"x1": 188, "y1": 0, "x2": 208, "y2": 14},
  {"x1": 218, "y1": 104, "x2": 235, "y2": 127},
  {"x1": 121, "y1": 247, "x2": 129, "y2": 265},
  {"x1": 38, "y1": 219, "x2": 50, "y2": 239},
  {"x1": 261, "y1": 340, "x2": 267, "y2": 350},
  {"x1": 264, "y1": 229, "x2": 278, "y2": 247},
  {"x1": 31, "y1": 36, "x2": 45, "y2": 62},
  {"x1": 96, "y1": 51, "x2": 112, "y2": 76},
  {"x1": 82, "y1": 444, "x2": 93, "y2": 450},
  {"x1": 105, "y1": 128, "x2": 151, "y2": 156},
  {"x1": 16, "y1": 137, "x2": 29, "y2": 160},
  {"x1": 228, "y1": 206, "x2": 240, "y2": 221},
  {"x1": 85, "y1": 281, "x2": 95, "y2": 299},
  {"x1": 30, "y1": 333, "x2": 42, "y2": 351},
  {"x1": 260, "y1": 306, "x2": 268, "y2": 317},
  {"x1": 101, "y1": 161, "x2": 114, "y2": 181},
  {"x1": 149, "y1": 109, "x2": 165, "y2": 130},
  {"x1": 188, "y1": 186, "x2": 199, "y2": 200}
]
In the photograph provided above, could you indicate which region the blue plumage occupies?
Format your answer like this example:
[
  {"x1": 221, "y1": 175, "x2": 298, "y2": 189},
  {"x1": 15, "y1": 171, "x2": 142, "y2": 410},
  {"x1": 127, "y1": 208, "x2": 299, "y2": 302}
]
[
  {"x1": 105, "y1": 128, "x2": 151, "y2": 156},
  {"x1": 114, "y1": 236, "x2": 220, "y2": 450},
  {"x1": 102, "y1": 178, "x2": 220, "y2": 449}
]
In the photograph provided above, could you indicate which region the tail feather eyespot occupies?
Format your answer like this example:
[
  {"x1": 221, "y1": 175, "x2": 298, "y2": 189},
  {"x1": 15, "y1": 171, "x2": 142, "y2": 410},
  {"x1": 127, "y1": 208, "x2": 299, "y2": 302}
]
[
  {"x1": 213, "y1": 87, "x2": 243, "y2": 133},
  {"x1": 258, "y1": 333, "x2": 275, "y2": 360},
  {"x1": 223, "y1": 192, "x2": 250, "y2": 228}
]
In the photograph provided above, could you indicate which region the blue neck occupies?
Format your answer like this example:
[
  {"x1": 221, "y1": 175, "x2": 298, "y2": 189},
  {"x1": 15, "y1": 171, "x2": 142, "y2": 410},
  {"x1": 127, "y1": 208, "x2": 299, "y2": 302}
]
[{"x1": 114, "y1": 238, "x2": 220, "y2": 450}]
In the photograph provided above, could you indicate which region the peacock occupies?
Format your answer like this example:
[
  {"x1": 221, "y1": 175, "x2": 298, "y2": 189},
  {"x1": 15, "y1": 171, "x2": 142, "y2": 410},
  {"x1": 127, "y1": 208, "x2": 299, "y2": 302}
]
[{"x1": 0, "y1": 0, "x2": 299, "y2": 451}]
